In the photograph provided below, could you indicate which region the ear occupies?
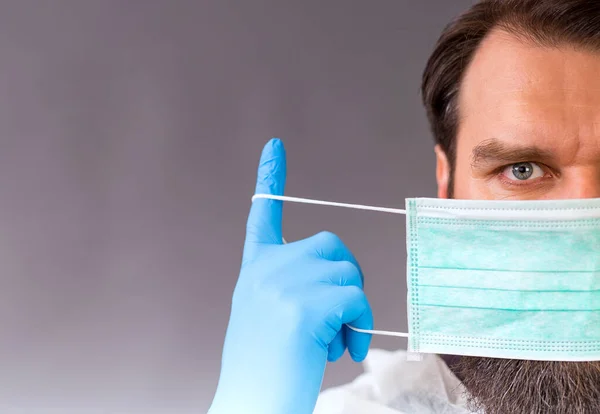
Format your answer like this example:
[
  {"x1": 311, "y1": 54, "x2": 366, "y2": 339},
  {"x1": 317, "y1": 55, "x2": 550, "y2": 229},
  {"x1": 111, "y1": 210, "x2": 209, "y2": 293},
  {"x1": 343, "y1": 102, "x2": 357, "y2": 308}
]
[{"x1": 434, "y1": 145, "x2": 450, "y2": 199}]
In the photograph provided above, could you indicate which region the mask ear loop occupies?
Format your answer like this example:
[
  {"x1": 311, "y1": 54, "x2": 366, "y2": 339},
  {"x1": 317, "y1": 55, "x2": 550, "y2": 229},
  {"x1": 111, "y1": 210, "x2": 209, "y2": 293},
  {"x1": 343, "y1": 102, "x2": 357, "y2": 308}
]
[
  {"x1": 252, "y1": 194, "x2": 406, "y2": 215},
  {"x1": 251, "y1": 194, "x2": 413, "y2": 339}
]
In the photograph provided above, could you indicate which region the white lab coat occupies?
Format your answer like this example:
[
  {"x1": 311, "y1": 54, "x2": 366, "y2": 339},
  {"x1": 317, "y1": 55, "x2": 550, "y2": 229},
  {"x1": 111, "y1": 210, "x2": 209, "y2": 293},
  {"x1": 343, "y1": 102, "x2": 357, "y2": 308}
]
[{"x1": 314, "y1": 349, "x2": 475, "y2": 413}]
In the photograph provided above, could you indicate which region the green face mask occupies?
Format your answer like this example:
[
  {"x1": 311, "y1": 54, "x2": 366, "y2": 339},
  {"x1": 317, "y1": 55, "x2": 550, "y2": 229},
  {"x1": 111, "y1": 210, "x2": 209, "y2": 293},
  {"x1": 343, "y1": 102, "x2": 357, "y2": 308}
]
[
  {"x1": 253, "y1": 194, "x2": 600, "y2": 362},
  {"x1": 406, "y1": 196, "x2": 600, "y2": 362}
]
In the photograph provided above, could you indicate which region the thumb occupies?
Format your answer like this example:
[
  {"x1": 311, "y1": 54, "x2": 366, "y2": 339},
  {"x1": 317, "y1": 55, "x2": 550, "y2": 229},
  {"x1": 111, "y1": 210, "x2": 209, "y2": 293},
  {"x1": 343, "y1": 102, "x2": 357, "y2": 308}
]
[{"x1": 244, "y1": 138, "x2": 287, "y2": 248}]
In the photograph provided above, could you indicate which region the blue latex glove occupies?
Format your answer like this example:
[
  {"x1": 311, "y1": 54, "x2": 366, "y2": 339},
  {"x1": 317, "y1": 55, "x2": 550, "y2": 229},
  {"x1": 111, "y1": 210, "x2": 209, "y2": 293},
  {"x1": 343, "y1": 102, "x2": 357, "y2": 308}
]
[{"x1": 208, "y1": 138, "x2": 373, "y2": 414}]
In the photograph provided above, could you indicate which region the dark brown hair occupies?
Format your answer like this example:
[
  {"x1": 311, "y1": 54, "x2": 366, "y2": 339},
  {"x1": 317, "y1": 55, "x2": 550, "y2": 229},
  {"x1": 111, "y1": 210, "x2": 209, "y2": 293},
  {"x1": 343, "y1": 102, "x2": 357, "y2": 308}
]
[{"x1": 421, "y1": 0, "x2": 600, "y2": 196}]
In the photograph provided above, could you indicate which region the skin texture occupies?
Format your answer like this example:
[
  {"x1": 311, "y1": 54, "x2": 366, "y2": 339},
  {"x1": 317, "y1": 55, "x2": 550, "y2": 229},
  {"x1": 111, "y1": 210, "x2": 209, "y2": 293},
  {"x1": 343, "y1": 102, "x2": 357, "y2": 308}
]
[{"x1": 434, "y1": 29, "x2": 600, "y2": 413}]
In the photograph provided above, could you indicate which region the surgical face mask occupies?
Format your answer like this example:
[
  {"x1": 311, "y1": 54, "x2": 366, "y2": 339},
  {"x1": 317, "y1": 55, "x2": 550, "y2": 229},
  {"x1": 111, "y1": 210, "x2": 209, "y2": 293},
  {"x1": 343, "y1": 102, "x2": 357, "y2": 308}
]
[{"x1": 253, "y1": 193, "x2": 600, "y2": 362}]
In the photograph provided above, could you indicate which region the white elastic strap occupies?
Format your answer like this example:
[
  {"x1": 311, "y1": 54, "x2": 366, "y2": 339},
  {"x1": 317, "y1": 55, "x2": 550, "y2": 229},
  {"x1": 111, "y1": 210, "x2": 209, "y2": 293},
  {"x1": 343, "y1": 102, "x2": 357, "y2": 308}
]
[
  {"x1": 252, "y1": 192, "x2": 410, "y2": 339},
  {"x1": 347, "y1": 325, "x2": 409, "y2": 338},
  {"x1": 252, "y1": 194, "x2": 406, "y2": 215}
]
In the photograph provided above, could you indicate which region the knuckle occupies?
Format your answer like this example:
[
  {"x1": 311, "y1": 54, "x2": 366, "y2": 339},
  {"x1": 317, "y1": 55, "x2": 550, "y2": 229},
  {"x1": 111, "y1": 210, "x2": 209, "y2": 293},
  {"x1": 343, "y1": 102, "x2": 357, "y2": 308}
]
[
  {"x1": 344, "y1": 286, "x2": 368, "y2": 309},
  {"x1": 317, "y1": 230, "x2": 342, "y2": 246},
  {"x1": 329, "y1": 260, "x2": 363, "y2": 288},
  {"x1": 339, "y1": 259, "x2": 359, "y2": 273},
  {"x1": 345, "y1": 285, "x2": 364, "y2": 298},
  {"x1": 338, "y1": 260, "x2": 360, "y2": 279}
]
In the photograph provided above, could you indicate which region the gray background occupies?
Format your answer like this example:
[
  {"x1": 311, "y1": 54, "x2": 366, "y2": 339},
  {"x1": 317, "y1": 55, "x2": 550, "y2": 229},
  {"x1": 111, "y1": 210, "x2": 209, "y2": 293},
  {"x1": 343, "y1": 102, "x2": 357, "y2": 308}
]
[{"x1": 0, "y1": 1, "x2": 474, "y2": 413}]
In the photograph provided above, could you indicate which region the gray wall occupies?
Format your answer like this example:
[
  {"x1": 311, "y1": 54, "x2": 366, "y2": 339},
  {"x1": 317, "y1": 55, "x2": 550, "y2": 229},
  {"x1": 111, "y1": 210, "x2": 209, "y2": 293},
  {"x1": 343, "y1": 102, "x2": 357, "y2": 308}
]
[{"x1": 0, "y1": 1, "x2": 474, "y2": 413}]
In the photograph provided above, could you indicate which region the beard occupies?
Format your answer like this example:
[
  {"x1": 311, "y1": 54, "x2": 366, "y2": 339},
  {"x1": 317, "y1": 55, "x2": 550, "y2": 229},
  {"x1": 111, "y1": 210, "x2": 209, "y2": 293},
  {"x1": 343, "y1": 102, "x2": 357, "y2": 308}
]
[{"x1": 448, "y1": 356, "x2": 600, "y2": 413}]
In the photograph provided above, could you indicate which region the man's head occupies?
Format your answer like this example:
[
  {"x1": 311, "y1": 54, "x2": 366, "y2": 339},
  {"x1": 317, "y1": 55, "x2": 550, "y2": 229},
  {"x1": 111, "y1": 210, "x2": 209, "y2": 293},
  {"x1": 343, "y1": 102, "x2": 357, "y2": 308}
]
[{"x1": 421, "y1": 0, "x2": 600, "y2": 412}]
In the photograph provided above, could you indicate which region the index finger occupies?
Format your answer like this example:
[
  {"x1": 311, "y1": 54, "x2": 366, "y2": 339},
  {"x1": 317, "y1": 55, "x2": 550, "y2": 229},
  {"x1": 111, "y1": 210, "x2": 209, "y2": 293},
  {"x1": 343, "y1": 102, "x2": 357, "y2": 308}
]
[{"x1": 244, "y1": 138, "x2": 287, "y2": 246}]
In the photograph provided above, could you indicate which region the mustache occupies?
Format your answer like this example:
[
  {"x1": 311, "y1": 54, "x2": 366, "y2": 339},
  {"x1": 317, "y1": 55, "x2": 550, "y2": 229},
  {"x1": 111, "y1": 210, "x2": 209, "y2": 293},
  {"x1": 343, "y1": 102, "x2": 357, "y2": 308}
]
[{"x1": 450, "y1": 356, "x2": 600, "y2": 414}]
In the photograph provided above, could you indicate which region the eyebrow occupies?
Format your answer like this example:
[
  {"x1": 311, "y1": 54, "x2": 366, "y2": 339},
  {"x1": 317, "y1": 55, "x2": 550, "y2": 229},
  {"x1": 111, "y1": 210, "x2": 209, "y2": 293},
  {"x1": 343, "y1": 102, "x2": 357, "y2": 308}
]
[{"x1": 470, "y1": 138, "x2": 556, "y2": 169}]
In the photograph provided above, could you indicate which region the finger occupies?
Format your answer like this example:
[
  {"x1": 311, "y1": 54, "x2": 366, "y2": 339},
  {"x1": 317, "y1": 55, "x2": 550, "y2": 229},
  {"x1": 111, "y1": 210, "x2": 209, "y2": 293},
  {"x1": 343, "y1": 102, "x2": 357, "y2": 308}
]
[
  {"x1": 245, "y1": 138, "x2": 287, "y2": 246},
  {"x1": 297, "y1": 231, "x2": 364, "y2": 287},
  {"x1": 327, "y1": 286, "x2": 373, "y2": 363},
  {"x1": 325, "y1": 260, "x2": 363, "y2": 289},
  {"x1": 327, "y1": 329, "x2": 346, "y2": 362},
  {"x1": 346, "y1": 296, "x2": 373, "y2": 363}
]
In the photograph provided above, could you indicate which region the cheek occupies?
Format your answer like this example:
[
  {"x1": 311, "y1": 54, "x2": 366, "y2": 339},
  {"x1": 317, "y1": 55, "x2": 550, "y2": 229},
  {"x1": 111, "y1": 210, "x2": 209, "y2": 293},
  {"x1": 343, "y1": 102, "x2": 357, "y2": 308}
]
[{"x1": 453, "y1": 175, "x2": 497, "y2": 200}]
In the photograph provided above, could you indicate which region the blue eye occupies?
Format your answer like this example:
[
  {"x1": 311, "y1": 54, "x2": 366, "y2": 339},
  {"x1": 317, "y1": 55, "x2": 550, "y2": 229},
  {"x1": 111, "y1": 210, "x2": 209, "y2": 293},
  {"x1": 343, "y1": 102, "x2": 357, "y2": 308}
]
[{"x1": 503, "y1": 162, "x2": 544, "y2": 181}]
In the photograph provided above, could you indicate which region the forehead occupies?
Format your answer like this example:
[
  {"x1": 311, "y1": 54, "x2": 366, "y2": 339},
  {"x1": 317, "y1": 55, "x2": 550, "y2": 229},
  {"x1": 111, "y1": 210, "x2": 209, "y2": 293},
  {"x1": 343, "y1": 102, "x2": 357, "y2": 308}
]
[{"x1": 458, "y1": 29, "x2": 600, "y2": 161}]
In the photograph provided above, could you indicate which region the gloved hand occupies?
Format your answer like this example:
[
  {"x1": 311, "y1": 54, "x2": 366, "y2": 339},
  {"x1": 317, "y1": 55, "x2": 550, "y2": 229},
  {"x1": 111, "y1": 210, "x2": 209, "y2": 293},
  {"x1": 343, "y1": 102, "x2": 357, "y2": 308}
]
[{"x1": 208, "y1": 138, "x2": 373, "y2": 414}]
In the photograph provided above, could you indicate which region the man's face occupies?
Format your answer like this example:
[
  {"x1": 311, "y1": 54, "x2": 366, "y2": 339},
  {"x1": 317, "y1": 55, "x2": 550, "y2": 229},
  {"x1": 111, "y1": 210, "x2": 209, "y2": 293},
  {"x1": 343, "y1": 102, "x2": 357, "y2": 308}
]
[
  {"x1": 437, "y1": 29, "x2": 600, "y2": 201},
  {"x1": 435, "y1": 29, "x2": 600, "y2": 413}
]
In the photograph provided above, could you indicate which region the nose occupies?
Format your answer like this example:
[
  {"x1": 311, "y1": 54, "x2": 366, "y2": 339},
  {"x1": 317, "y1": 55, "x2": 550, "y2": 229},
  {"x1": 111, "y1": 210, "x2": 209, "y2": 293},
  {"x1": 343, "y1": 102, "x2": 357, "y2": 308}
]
[{"x1": 557, "y1": 169, "x2": 600, "y2": 199}]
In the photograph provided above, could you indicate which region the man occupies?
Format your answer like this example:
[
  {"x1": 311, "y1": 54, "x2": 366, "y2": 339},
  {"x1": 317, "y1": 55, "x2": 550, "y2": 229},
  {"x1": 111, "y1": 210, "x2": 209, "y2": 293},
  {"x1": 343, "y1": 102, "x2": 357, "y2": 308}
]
[{"x1": 209, "y1": 0, "x2": 600, "y2": 413}]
